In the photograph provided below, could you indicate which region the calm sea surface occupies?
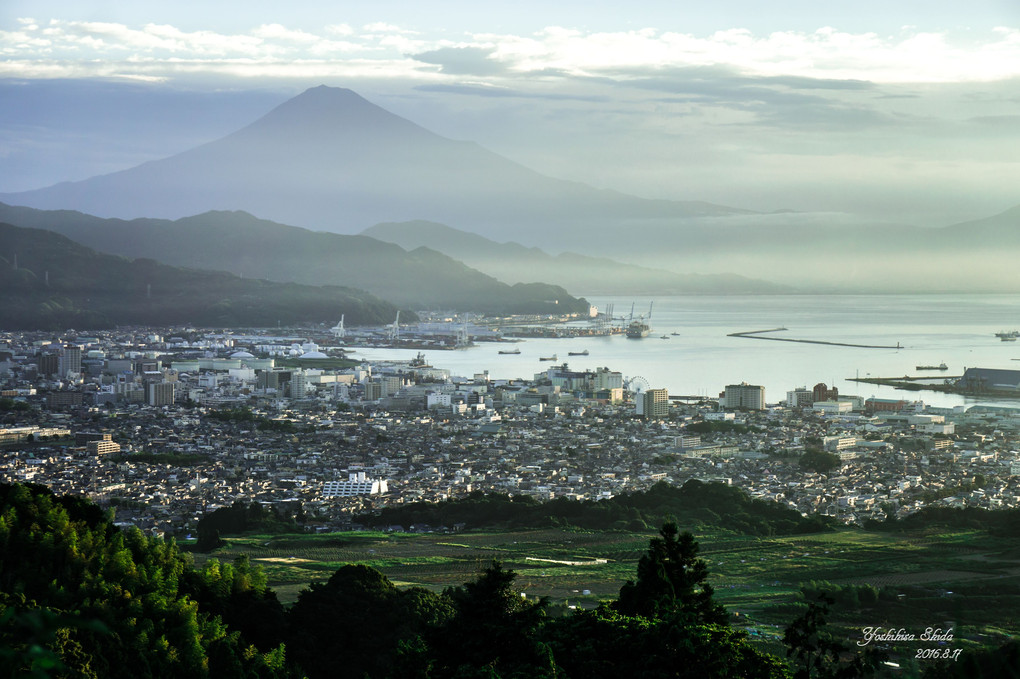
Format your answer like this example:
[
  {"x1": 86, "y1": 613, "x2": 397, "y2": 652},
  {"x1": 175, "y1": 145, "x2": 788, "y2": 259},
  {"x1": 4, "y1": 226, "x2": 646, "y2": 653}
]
[{"x1": 351, "y1": 295, "x2": 1020, "y2": 409}]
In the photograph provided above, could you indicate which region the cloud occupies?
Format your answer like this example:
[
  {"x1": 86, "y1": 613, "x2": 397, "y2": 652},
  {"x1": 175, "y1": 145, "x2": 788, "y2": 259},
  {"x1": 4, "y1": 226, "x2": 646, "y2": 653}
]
[
  {"x1": 410, "y1": 46, "x2": 506, "y2": 76},
  {"x1": 469, "y1": 25, "x2": 1020, "y2": 84},
  {"x1": 325, "y1": 24, "x2": 354, "y2": 37},
  {"x1": 252, "y1": 24, "x2": 320, "y2": 44},
  {"x1": 415, "y1": 82, "x2": 514, "y2": 96},
  {"x1": 415, "y1": 82, "x2": 607, "y2": 102},
  {"x1": 4, "y1": 18, "x2": 1020, "y2": 88}
]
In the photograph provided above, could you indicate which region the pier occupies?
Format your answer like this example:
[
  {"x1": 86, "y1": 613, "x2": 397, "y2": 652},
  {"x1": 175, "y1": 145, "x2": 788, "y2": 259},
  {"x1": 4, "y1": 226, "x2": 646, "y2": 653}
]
[
  {"x1": 844, "y1": 375, "x2": 1020, "y2": 400},
  {"x1": 849, "y1": 375, "x2": 963, "y2": 389},
  {"x1": 728, "y1": 327, "x2": 902, "y2": 350}
]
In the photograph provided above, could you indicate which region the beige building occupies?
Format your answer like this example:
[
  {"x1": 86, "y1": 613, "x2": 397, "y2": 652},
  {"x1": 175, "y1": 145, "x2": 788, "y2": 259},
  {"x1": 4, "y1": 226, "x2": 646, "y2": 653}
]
[
  {"x1": 87, "y1": 437, "x2": 121, "y2": 455},
  {"x1": 724, "y1": 382, "x2": 765, "y2": 410},
  {"x1": 147, "y1": 381, "x2": 175, "y2": 407},
  {"x1": 636, "y1": 388, "x2": 668, "y2": 419}
]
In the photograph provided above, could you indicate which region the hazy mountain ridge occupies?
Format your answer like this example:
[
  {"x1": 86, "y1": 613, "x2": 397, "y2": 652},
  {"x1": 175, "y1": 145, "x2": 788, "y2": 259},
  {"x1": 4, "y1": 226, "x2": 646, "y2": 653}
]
[
  {"x1": 0, "y1": 86, "x2": 747, "y2": 240},
  {"x1": 0, "y1": 221, "x2": 401, "y2": 330},
  {"x1": 2, "y1": 84, "x2": 1019, "y2": 293},
  {"x1": 938, "y1": 204, "x2": 1020, "y2": 240},
  {"x1": 563, "y1": 205, "x2": 1020, "y2": 293},
  {"x1": 0, "y1": 203, "x2": 588, "y2": 314},
  {"x1": 363, "y1": 220, "x2": 792, "y2": 294}
]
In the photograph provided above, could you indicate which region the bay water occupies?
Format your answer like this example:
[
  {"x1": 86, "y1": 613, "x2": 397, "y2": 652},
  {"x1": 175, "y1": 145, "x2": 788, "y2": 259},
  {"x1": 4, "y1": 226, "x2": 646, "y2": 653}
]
[{"x1": 352, "y1": 294, "x2": 1020, "y2": 410}]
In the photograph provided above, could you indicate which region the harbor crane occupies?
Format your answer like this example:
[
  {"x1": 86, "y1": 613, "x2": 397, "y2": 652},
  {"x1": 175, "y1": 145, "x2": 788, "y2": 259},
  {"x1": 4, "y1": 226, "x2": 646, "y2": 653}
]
[
  {"x1": 330, "y1": 314, "x2": 346, "y2": 340},
  {"x1": 387, "y1": 311, "x2": 401, "y2": 341}
]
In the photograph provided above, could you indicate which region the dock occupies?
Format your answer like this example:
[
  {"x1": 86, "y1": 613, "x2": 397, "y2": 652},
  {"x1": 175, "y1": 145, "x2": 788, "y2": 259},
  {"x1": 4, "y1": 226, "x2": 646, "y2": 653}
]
[
  {"x1": 843, "y1": 375, "x2": 1020, "y2": 400},
  {"x1": 728, "y1": 327, "x2": 901, "y2": 350}
]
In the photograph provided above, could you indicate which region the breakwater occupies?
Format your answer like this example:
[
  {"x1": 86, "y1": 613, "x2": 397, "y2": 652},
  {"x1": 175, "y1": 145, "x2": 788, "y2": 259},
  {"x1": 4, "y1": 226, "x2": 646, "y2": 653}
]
[
  {"x1": 728, "y1": 327, "x2": 902, "y2": 350},
  {"x1": 842, "y1": 375, "x2": 1020, "y2": 399}
]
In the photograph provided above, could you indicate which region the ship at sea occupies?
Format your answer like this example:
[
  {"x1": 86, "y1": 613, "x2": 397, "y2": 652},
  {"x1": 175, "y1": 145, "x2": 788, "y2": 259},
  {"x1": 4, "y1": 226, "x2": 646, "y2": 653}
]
[
  {"x1": 626, "y1": 301, "x2": 653, "y2": 339},
  {"x1": 916, "y1": 362, "x2": 948, "y2": 371},
  {"x1": 498, "y1": 347, "x2": 521, "y2": 355},
  {"x1": 626, "y1": 320, "x2": 650, "y2": 338},
  {"x1": 568, "y1": 349, "x2": 589, "y2": 356},
  {"x1": 539, "y1": 354, "x2": 557, "y2": 361}
]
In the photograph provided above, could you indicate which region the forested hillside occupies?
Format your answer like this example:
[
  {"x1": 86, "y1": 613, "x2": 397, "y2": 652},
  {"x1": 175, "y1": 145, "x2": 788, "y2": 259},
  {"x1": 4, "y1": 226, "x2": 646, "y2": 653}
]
[
  {"x1": 0, "y1": 482, "x2": 791, "y2": 678},
  {"x1": 357, "y1": 480, "x2": 835, "y2": 536},
  {"x1": 5, "y1": 482, "x2": 1015, "y2": 678}
]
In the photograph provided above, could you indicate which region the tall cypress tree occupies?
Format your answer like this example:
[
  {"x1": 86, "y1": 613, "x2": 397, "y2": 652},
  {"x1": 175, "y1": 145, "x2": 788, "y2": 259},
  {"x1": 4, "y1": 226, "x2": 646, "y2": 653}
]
[{"x1": 615, "y1": 521, "x2": 728, "y2": 624}]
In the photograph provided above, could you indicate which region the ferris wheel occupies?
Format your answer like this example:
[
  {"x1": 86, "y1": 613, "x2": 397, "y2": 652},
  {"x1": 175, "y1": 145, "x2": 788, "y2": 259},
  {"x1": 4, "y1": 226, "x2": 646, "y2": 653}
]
[{"x1": 625, "y1": 376, "x2": 650, "y2": 394}]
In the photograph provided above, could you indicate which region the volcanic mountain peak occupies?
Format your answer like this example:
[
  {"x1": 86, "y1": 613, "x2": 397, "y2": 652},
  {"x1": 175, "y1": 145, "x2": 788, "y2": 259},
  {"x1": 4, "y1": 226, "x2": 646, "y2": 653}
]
[
  {"x1": 0, "y1": 84, "x2": 748, "y2": 237},
  {"x1": 234, "y1": 85, "x2": 435, "y2": 143}
]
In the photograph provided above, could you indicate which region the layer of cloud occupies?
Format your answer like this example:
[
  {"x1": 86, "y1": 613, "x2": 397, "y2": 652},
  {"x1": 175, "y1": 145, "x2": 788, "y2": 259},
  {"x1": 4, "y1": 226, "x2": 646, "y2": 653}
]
[{"x1": 3, "y1": 18, "x2": 1020, "y2": 85}]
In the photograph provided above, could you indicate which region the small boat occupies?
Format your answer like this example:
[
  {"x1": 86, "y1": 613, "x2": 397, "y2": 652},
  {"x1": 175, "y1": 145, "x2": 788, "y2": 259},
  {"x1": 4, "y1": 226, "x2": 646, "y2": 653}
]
[
  {"x1": 916, "y1": 363, "x2": 948, "y2": 371},
  {"x1": 539, "y1": 354, "x2": 557, "y2": 361},
  {"x1": 568, "y1": 349, "x2": 589, "y2": 356},
  {"x1": 1004, "y1": 336, "x2": 1018, "y2": 342},
  {"x1": 671, "y1": 332, "x2": 681, "y2": 336},
  {"x1": 660, "y1": 335, "x2": 669, "y2": 339},
  {"x1": 498, "y1": 347, "x2": 521, "y2": 355}
]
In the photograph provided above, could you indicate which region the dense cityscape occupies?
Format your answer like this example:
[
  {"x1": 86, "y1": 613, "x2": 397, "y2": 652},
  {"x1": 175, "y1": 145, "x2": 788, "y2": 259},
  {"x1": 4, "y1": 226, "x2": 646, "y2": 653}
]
[{"x1": 3, "y1": 321, "x2": 1018, "y2": 542}]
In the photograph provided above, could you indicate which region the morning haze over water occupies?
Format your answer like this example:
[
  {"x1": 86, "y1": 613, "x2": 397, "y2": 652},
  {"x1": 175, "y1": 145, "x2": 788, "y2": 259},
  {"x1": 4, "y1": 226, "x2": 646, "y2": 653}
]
[{"x1": 356, "y1": 294, "x2": 1020, "y2": 409}]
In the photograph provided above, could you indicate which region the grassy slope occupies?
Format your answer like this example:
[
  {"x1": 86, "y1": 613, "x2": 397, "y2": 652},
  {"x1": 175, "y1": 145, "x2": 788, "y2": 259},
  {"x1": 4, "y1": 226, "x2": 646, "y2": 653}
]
[{"x1": 203, "y1": 524, "x2": 1020, "y2": 669}]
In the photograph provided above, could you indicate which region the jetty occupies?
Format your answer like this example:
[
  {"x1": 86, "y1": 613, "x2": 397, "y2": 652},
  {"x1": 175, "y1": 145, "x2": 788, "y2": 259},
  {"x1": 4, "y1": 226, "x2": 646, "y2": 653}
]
[
  {"x1": 846, "y1": 375, "x2": 976, "y2": 396},
  {"x1": 728, "y1": 327, "x2": 901, "y2": 350}
]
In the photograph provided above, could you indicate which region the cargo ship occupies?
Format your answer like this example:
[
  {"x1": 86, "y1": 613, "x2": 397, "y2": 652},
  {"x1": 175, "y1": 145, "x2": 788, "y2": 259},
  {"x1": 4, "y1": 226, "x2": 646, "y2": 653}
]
[
  {"x1": 915, "y1": 363, "x2": 948, "y2": 371},
  {"x1": 626, "y1": 319, "x2": 650, "y2": 339}
]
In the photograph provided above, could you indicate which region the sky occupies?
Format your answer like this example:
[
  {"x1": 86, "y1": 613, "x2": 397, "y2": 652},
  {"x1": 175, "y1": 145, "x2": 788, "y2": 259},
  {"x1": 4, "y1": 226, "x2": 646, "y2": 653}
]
[{"x1": 2, "y1": 0, "x2": 1020, "y2": 224}]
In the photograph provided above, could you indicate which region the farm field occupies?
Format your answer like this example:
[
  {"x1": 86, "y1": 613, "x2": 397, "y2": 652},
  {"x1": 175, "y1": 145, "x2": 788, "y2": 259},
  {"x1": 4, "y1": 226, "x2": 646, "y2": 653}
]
[{"x1": 205, "y1": 525, "x2": 1020, "y2": 665}]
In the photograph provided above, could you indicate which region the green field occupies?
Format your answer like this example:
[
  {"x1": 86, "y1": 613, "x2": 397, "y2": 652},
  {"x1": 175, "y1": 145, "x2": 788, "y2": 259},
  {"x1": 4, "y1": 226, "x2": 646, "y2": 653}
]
[{"x1": 205, "y1": 525, "x2": 1020, "y2": 671}]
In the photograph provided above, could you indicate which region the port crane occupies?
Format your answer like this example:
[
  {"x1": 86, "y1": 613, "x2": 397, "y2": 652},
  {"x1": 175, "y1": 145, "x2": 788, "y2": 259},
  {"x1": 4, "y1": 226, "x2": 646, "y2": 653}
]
[
  {"x1": 387, "y1": 311, "x2": 401, "y2": 341},
  {"x1": 331, "y1": 315, "x2": 346, "y2": 340}
]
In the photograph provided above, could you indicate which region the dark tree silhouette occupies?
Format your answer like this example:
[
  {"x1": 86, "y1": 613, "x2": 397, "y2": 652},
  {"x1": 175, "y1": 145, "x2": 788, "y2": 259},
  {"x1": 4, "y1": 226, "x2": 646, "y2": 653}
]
[
  {"x1": 615, "y1": 520, "x2": 728, "y2": 624},
  {"x1": 784, "y1": 593, "x2": 883, "y2": 679}
]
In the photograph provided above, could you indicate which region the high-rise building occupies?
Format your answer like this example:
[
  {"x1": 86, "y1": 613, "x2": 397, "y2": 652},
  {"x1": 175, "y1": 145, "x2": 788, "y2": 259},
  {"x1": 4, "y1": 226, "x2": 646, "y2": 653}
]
[
  {"x1": 785, "y1": 387, "x2": 813, "y2": 408},
  {"x1": 363, "y1": 380, "x2": 384, "y2": 401},
  {"x1": 380, "y1": 376, "x2": 403, "y2": 397},
  {"x1": 59, "y1": 346, "x2": 82, "y2": 379},
  {"x1": 290, "y1": 370, "x2": 309, "y2": 399},
  {"x1": 594, "y1": 367, "x2": 624, "y2": 391},
  {"x1": 147, "y1": 381, "x2": 175, "y2": 407},
  {"x1": 38, "y1": 353, "x2": 59, "y2": 377},
  {"x1": 636, "y1": 388, "x2": 668, "y2": 419},
  {"x1": 724, "y1": 382, "x2": 765, "y2": 410},
  {"x1": 813, "y1": 382, "x2": 838, "y2": 402}
]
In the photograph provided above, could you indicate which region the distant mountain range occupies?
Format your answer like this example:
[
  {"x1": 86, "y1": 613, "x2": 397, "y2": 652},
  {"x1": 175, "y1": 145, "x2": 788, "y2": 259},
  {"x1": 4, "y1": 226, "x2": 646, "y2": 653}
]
[
  {"x1": 2, "y1": 84, "x2": 1018, "y2": 293},
  {"x1": 361, "y1": 220, "x2": 791, "y2": 295},
  {"x1": 0, "y1": 203, "x2": 588, "y2": 315},
  {"x1": 0, "y1": 86, "x2": 745, "y2": 242},
  {"x1": 0, "y1": 222, "x2": 401, "y2": 330}
]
